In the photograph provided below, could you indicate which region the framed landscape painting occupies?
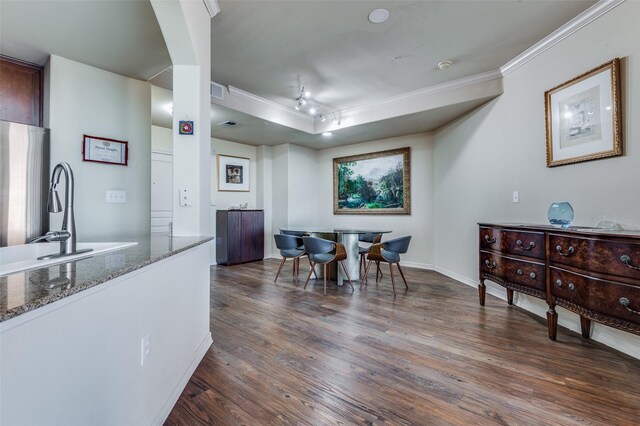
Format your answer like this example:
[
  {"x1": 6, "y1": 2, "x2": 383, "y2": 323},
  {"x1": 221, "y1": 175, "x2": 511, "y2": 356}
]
[
  {"x1": 333, "y1": 147, "x2": 410, "y2": 215},
  {"x1": 545, "y1": 58, "x2": 622, "y2": 167}
]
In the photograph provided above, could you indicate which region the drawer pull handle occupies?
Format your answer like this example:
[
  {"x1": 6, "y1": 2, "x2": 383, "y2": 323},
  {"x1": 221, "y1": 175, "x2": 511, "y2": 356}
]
[
  {"x1": 620, "y1": 297, "x2": 640, "y2": 315},
  {"x1": 484, "y1": 259, "x2": 497, "y2": 269},
  {"x1": 620, "y1": 255, "x2": 640, "y2": 271},
  {"x1": 516, "y1": 239, "x2": 536, "y2": 251},
  {"x1": 529, "y1": 272, "x2": 536, "y2": 279},
  {"x1": 517, "y1": 269, "x2": 523, "y2": 275},
  {"x1": 556, "y1": 245, "x2": 575, "y2": 257},
  {"x1": 484, "y1": 235, "x2": 496, "y2": 244},
  {"x1": 555, "y1": 279, "x2": 562, "y2": 287},
  {"x1": 568, "y1": 283, "x2": 575, "y2": 291}
]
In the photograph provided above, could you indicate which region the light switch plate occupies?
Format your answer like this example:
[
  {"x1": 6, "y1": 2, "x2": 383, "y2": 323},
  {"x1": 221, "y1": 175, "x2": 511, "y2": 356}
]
[
  {"x1": 106, "y1": 190, "x2": 127, "y2": 203},
  {"x1": 512, "y1": 191, "x2": 520, "y2": 203}
]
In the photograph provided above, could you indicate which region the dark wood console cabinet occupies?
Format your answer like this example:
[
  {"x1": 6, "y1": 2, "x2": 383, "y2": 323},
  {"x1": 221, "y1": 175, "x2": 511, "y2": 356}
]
[
  {"x1": 479, "y1": 223, "x2": 640, "y2": 341},
  {"x1": 216, "y1": 210, "x2": 264, "y2": 266}
]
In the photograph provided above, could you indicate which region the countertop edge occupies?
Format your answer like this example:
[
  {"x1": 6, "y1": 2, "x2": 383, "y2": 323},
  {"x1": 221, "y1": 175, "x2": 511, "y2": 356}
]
[{"x1": 0, "y1": 236, "x2": 214, "y2": 323}]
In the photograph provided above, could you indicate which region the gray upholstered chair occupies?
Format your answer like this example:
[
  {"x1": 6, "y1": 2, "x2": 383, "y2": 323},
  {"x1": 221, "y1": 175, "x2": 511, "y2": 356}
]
[
  {"x1": 358, "y1": 233, "x2": 383, "y2": 280},
  {"x1": 302, "y1": 236, "x2": 354, "y2": 295},
  {"x1": 280, "y1": 229, "x2": 307, "y2": 250},
  {"x1": 273, "y1": 234, "x2": 316, "y2": 283},
  {"x1": 363, "y1": 236, "x2": 412, "y2": 296}
]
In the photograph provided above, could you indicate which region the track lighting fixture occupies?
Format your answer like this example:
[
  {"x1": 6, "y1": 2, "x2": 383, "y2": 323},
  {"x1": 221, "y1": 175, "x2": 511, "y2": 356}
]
[{"x1": 295, "y1": 86, "x2": 309, "y2": 110}]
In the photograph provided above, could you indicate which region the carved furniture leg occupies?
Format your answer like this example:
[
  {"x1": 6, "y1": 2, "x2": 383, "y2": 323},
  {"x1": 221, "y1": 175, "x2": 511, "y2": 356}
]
[
  {"x1": 478, "y1": 279, "x2": 486, "y2": 306},
  {"x1": 580, "y1": 316, "x2": 592, "y2": 339},
  {"x1": 507, "y1": 288, "x2": 514, "y2": 305},
  {"x1": 547, "y1": 304, "x2": 558, "y2": 341}
]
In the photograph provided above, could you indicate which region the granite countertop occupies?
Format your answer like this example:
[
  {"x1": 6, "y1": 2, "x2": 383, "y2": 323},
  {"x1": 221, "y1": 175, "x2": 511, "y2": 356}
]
[{"x1": 0, "y1": 234, "x2": 214, "y2": 322}]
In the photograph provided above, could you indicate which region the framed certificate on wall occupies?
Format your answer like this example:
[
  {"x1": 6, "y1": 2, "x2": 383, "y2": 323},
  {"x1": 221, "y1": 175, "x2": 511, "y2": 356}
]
[{"x1": 82, "y1": 135, "x2": 128, "y2": 166}]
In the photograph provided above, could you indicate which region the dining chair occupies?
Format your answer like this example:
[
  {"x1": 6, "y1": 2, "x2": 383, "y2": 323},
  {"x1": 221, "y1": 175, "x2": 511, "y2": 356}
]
[
  {"x1": 363, "y1": 236, "x2": 412, "y2": 296},
  {"x1": 302, "y1": 236, "x2": 354, "y2": 295},
  {"x1": 273, "y1": 234, "x2": 316, "y2": 283},
  {"x1": 280, "y1": 229, "x2": 307, "y2": 249},
  {"x1": 358, "y1": 233, "x2": 383, "y2": 280}
]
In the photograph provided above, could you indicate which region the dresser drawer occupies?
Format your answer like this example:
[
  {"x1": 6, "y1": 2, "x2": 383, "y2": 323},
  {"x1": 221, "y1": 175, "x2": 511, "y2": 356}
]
[
  {"x1": 550, "y1": 234, "x2": 640, "y2": 280},
  {"x1": 480, "y1": 252, "x2": 546, "y2": 293},
  {"x1": 550, "y1": 267, "x2": 640, "y2": 330},
  {"x1": 479, "y1": 227, "x2": 545, "y2": 260}
]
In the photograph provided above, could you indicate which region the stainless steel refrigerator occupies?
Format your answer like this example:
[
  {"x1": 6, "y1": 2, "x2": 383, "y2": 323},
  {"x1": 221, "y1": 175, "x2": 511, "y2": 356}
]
[{"x1": 0, "y1": 120, "x2": 50, "y2": 247}]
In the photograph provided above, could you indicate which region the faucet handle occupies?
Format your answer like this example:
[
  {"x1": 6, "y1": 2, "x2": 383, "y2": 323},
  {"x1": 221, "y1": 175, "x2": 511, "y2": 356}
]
[{"x1": 44, "y1": 230, "x2": 71, "y2": 242}]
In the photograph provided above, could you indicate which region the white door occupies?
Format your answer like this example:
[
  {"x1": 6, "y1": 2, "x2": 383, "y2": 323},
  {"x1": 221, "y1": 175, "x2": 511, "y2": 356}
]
[{"x1": 151, "y1": 151, "x2": 173, "y2": 233}]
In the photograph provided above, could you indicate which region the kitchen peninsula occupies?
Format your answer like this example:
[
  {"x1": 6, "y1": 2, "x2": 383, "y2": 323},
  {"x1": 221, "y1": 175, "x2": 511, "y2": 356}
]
[{"x1": 0, "y1": 234, "x2": 213, "y2": 425}]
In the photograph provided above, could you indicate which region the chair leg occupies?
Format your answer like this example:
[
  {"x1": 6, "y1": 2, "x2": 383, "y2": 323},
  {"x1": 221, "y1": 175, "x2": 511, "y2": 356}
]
[
  {"x1": 362, "y1": 260, "x2": 373, "y2": 288},
  {"x1": 274, "y1": 257, "x2": 287, "y2": 283},
  {"x1": 389, "y1": 263, "x2": 396, "y2": 296},
  {"x1": 339, "y1": 261, "x2": 354, "y2": 291},
  {"x1": 376, "y1": 261, "x2": 383, "y2": 279},
  {"x1": 323, "y1": 263, "x2": 328, "y2": 296},
  {"x1": 397, "y1": 263, "x2": 408, "y2": 289},
  {"x1": 304, "y1": 262, "x2": 316, "y2": 289},
  {"x1": 308, "y1": 256, "x2": 318, "y2": 279}
]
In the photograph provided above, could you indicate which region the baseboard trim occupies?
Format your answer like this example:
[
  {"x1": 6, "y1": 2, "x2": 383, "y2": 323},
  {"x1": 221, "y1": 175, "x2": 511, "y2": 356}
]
[
  {"x1": 400, "y1": 261, "x2": 434, "y2": 270},
  {"x1": 154, "y1": 332, "x2": 213, "y2": 425},
  {"x1": 433, "y1": 265, "x2": 640, "y2": 360}
]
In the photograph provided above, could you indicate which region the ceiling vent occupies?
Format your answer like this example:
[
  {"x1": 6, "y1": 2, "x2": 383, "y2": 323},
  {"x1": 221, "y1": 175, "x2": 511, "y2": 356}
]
[
  {"x1": 211, "y1": 82, "x2": 224, "y2": 100},
  {"x1": 217, "y1": 120, "x2": 238, "y2": 127}
]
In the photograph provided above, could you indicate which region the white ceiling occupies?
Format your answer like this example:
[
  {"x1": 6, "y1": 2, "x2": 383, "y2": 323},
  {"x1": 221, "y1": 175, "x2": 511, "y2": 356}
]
[{"x1": 1, "y1": 0, "x2": 599, "y2": 148}]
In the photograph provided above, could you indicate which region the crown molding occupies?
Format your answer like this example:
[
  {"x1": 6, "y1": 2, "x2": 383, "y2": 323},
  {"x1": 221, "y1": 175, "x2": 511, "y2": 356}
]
[
  {"x1": 203, "y1": 0, "x2": 221, "y2": 18},
  {"x1": 500, "y1": 0, "x2": 625, "y2": 76},
  {"x1": 227, "y1": 85, "x2": 314, "y2": 123},
  {"x1": 338, "y1": 68, "x2": 503, "y2": 118}
]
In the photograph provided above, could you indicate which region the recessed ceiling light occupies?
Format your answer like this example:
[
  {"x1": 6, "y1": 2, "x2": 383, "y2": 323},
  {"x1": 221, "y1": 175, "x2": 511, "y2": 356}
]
[
  {"x1": 309, "y1": 108, "x2": 316, "y2": 115},
  {"x1": 322, "y1": 132, "x2": 333, "y2": 137},
  {"x1": 368, "y1": 9, "x2": 389, "y2": 24},
  {"x1": 437, "y1": 60, "x2": 453, "y2": 70}
]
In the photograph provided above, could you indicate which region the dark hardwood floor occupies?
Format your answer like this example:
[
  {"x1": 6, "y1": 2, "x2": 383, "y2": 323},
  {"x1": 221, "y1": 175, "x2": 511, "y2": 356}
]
[{"x1": 165, "y1": 259, "x2": 640, "y2": 425}]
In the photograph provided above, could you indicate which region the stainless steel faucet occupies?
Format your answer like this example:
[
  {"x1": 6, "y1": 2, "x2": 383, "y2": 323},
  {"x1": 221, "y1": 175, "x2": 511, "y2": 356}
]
[{"x1": 37, "y1": 162, "x2": 92, "y2": 260}]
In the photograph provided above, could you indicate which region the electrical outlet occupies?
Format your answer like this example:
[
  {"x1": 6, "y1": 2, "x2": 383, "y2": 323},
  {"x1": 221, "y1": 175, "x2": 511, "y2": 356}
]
[
  {"x1": 512, "y1": 191, "x2": 520, "y2": 203},
  {"x1": 106, "y1": 190, "x2": 127, "y2": 203},
  {"x1": 141, "y1": 333, "x2": 151, "y2": 366}
]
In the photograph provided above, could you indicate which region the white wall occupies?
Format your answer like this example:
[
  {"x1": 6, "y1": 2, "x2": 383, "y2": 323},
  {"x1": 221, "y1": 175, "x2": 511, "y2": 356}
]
[
  {"x1": 316, "y1": 133, "x2": 435, "y2": 267},
  {"x1": 211, "y1": 137, "x2": 257, "y2": 210},
  {"x1": 46, "y1": 55, "x2": 151, "y2": 240},
  {"x1": 433, "y1": 0, "x2": 640, "y2": 358},
  {"x1": 152, "y1": 125, "x2": 172, "y2": 152},
  {"x1": 287, "y1": 143, "x2": 319, "y2": 227}
]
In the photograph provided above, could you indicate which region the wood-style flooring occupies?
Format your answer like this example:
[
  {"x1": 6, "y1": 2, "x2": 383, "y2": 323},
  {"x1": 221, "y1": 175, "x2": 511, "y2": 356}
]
[{"x1": 165, "y1": 259, "x2": 640, "y2": 425}]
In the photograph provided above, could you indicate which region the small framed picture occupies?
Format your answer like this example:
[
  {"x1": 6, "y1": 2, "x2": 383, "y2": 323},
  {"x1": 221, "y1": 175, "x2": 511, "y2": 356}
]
[
  {"x1": 82, "y1": 135, "x2": 128, "y2": 166},
  {"x1": 545, "y1": 58, "x2": 622, "y2": 167},
  {"x1": 217, "y1": 154, "x2": 250, "y2": 192}
]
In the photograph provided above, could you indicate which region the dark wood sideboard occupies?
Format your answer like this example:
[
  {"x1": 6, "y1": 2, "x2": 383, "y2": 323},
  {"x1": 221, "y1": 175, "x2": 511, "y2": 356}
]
[
  {"x1": 216, "y1": 210, "x2": 264, "y2": 266},
  {"x1": 479, "y1": 223, "x2": 640, "y2": 341}
]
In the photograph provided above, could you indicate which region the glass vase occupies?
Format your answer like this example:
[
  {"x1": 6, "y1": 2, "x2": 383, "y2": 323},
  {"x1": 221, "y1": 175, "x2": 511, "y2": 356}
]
[{"x1": 547, "y1": 202, "x2": 574, "y2": 228}]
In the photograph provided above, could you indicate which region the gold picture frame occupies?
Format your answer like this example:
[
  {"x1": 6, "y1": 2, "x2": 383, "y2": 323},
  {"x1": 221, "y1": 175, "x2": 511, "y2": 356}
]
[
  {"x1": 545, "y1": 58, "x2": 622, "y2": 167},
  {"x1": 333, "y1": 147, "x2": 410, "y2": 215}
]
